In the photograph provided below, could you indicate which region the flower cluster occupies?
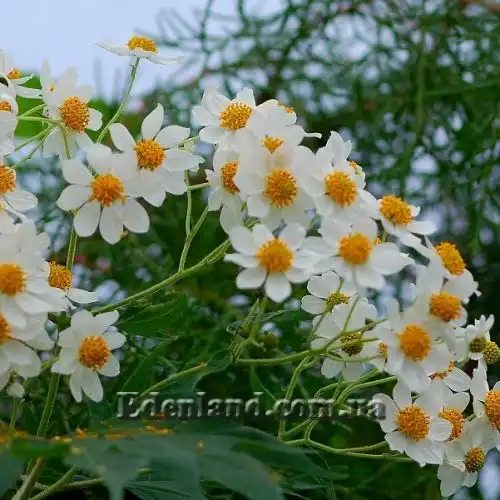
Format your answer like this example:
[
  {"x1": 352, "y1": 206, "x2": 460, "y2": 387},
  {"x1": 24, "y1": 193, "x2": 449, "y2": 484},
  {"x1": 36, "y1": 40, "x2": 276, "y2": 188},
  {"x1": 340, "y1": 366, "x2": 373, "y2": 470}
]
[{"x1": 0, "y1": 34, "x2": 497, "y2": 498}]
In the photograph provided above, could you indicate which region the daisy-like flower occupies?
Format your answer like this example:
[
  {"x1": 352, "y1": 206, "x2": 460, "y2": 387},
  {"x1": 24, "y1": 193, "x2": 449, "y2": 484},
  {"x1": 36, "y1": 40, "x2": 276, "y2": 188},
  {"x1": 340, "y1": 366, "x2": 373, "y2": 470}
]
[
  {"x1": 97, "y1": 36, "x2": 181, "y2": 65},
  {"x1": 56, "y1": 145, "x2": 149, "y2": 244},
  {"x1": 0, "y1": 222, "x2": 65, "y2": 328},
  {"x1": 311, "y1": 296, "x2": 378, "y2": 381},
  {"x1": 42, "y1": 66, "x2": 102, "y2": 157},
  {"x1": 301, "y1": 132, "x2": 373, "y2": 221},
  {"x1": 224, "y1": 223, "x2": 312, "y2": 303},
  {"x1": 434, "y1": 385, "x2": 469, "y2": 442},
  {"x1": 470, "y1": 366, "x2": 500, "y2": 435},
  {"x1": 428, "y1": 359, "x2": 471, "y2": 394},
  {"x1": 409, "y1": 264, "x2": 469, "y2": 349},
  {"x1": 234, "y1": 140, "x2": 315, "y2": 229},
  {"x1": 367, "y1": 194, "x2": 436, "y2": 253},
  {"x1": 109, "y1": 104, "x2": 202, "y2": 206},
  {"x1": 0, "y1": 51, "x2": 40, "y2": 99},
  {"x1": 421, "y1": 238, "x2": 479, "y2": 300},
  {"x1": 301, "y1": 270, "x2": 356, "y2": 315},
  {"x1": 0, "y1": 160, "x2": 38, "y2": 232},
  {"x1": 192, "y1": 86, "x2": 265, "y2": 147},
  {"x1": 256, "y1": 99, "x2": 298, "y2": 126},
  {"x1": 462, "y1": 315, "x2": 499, "y2": 368},
  {"x1": 0, "y1": 313, "x2": 47, "y2": 375},
  {"x1": 51, "y1": 309, "x2": 125, "y2": 403},
  {"x1": 48, "y1": 261, "x2": 98, "y2": 309},
  {"x1": 373, "y1": 298, "x2": 450, "y2": 392},
  {"x1": 373, "y1": 381, "x2": 452, "y2": 466},
  {"x1": 437, "y1": 417, "x2": 499, "y2": 497},
  {"x1": 0, "y1": 94, "x2": 17, "y2": 153},
  {"x1": 206, "y1": 147, "x2": 245, "y2": 234},
  {"x1": 304, "y1": 217, "x2": 413, "y2": 292}
]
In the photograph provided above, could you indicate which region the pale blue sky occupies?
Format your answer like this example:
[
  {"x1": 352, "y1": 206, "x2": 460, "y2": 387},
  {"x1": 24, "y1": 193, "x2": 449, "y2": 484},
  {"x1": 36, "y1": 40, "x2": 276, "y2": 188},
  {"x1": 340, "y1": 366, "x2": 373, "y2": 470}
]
[{"x1": 1, "y1": 0, "x2": 280, "y2": 96}]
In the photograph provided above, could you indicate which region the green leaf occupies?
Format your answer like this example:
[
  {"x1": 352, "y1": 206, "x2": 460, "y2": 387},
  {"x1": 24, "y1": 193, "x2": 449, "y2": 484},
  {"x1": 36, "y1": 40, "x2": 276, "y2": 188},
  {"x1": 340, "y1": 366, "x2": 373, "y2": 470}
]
[
  {"x1": 65, "y1": 440, "x2": 149, "y2": 500},
  {"x1": 249, "y1": 366, "x2": 278, "y2": 407},
  {"x1": 199, "y1": 450, "x2": 283, "y2": 500},
  {"x1": 10, "y1": 439, "x2": 69, "y2": 460},
  {"x1": 127, "y1": 480, "x2": 196, "y2": 500},
  {"x1": 0, "y1": 452, "x2": 24, "y2": 496}
]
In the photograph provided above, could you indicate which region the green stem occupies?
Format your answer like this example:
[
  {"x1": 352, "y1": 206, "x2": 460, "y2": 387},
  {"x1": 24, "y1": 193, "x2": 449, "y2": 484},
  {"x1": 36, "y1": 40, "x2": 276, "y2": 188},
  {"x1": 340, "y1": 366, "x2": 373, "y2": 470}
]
[
  {"x1": 14, "y1": 127, "x2": 50, "y2": 152},
  {"x1": 17, "y1": 116, "x2": 57, "y2": 125},
  {"x1": 11, "y1": 126, "x2": 55, "y2": 170},
  {"x1": 178, "y1": 206, "x2": 209, "y2": 271},
  {"x1": 36, "y1": 373, "x2": 60, "y2": 437},
  {"x1": 184, "y1": 172, "x2": 193, "y2": 235},
  {"x1": 12, "y1": 459, "x2": 45, "y2": 500},
  {"x1": 97, "y1": 59, "x2": 140, "y2": 143},
  {"x1": 18, "y1": 104, "x2": 45, "y2": 118},
  {"x1": 9, "y1": 398, "x2": 19, "y2": 430},
  {"x1": 188, "y1": 182, "x2": 209, "y2": 191},
  {"x1": 30, "y1": 467, "x2": 76, "y2": 500},
  {"x1": 92, "y1": 239, "x2": 231, "y2": 314},
  {"x1": 139, "y1": 363, "x2": 205, "y2": 398}
]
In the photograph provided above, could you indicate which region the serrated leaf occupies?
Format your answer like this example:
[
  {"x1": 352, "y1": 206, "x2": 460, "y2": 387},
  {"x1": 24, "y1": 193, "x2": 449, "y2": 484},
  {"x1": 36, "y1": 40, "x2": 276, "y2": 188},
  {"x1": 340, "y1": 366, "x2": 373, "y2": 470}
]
[
  {"x1": 199, "y1": 450, "x2": 283, "y2": 500},
  {"x1": 65, "y1": 440, "x2": 149, "y2": 500}
]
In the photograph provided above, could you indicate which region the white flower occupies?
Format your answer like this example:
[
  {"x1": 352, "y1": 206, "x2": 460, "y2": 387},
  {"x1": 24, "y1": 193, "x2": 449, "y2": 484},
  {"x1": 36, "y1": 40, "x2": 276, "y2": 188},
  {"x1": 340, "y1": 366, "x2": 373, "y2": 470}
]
[
  {"x1": 0, "y1": 313, "x2": 46, "y2": 376},
  {"x1": 409, "y1": 264, "x2": 468, "y2": 349},
  {"x1": 304, "y1": 217, "x2": 413, "y2": 292},
  {"x1": 42, "y1": 66, "x2": 103, "y2": 157},
  {"x1": 421, "y1": 238, "x2": 479, "y2": 300},
  {"x1": 462, "y1": 315, "x2": 496, "y2": 367},
  {"x1": 374, "y1": 381, "x2": 452, "y2": 466},
  {"x1": 0, "y1": 160, "x2": 38, "y2": 232},
  {"x1": 234, "y1": 140, "x2": 315, "y2": 229},
  {"x1": 256, "y1": 99, "x2": 298, "y2": 126},
  {"x1": 0, "y1": 94, "x2": 17, "y2": 154},
  {"x1": 438, "y1": 417, "x2": 499, "y2": 497},
  {"x1": 109, "y1": 104, "x2": 202, "y2": 206},
  {"x1": 428, "y1": 359, "x2": 471, "y2": 394},
  {"x1": 0, "y1": 51, "x2": 40, "y2": 99},
  {"x1": 301, "y1": 131, "x2": 373, "y2": 222},
  {"x1": 367, "y1": 194, "x2": 435, "y2": 254},
  {"x1": 52, "y1": 309, "x2": 125, "y2": 403},
  {"x1": 373, "y1": 298, "x2": 450, "y2": 392},
  {"x1": 224, "y1": 223, "x2": 312, "y2": 303},
  {"x1": 301, "y1": 271, "x2": 356, "y2": 315},
  {"x1": 311, "y1": 296, "x2": 378, "y2": 381},
  {"x1": 56, "y1": 145, "x2": 150, "y2": 244},
  {"x1": 0, "y1": 221, "x2": 65, "y2": 328},
  {"x1": 192, "y1": 86, "x2": 265, "y2": 147},
  {"x1": 470, "y1": 366, "x2": 500, "y2": 435},
  {"x1": 362, "y1": 336, "x2": 389, "y2": 373},
  {"x1": 206, "y1": 147, "x2": 245, "y2": 234},
  {"x1": 48, "y1": 261, "x2": 97, "y2": 309},
  {"x1": 97, "y1": 36, "x2": 181, "y2": 65}
]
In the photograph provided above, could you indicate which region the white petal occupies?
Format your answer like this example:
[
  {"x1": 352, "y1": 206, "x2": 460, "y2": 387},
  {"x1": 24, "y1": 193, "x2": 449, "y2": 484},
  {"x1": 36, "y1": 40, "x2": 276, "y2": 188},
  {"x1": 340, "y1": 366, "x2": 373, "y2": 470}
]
[
  {"x1": 279, "y1": 223, "x2": 305, "y2": 250},
  {"x1": 98, "y1": 354, "x2": 120, "y2": 377},
  {"x1": 69, "y1": 368, "x2": 83, "y2": 402},
  {"x1": 229, "y1": 226, "x2": 258, "y2": 255},
  {"x1": 74, "y1": 201, "x2": 101, "y2": 237},
  {"x1": 109, "y1": 123, "x2": 135, "y2": 151},
  {"x1": 99, "y1": 207, "x2": 122, "y2": 244},
  {"x1": 121, "y1": 199, "x2": 149, "y2": 234},
  {"x1": 264, "y1": 273, "x2": 292, "y2": 303},
  {"x1": 61, "y1": 159, "x2": 93, "y2": 185},
  {"x1": 103, "y1": 331, "x2": 126, "y2": 350},
  {"x1": 57, "y1": 185, "x2": 92, "y2": 211},
  {"x1": 429, "y1": 418, "x2": 452, "y2": 441},
  {"x1": 156, "y1": 125, "x2": 190, "y2": 148},
  {"x1": 81, "y1": 369, "x2": 103, "y2": 402},
  {"x1": 321, "y1": 358, "x2": 343, "y2": 378},
  {"x1": 142, "y1": 104, "x2": 164, "y2": 139},
  {"x1": 93, "y1": 310, "x2": 119, "y2": 332},
  {"x1": 236, "y1": 267, "x2": 267, "y2": 289},
  {"x1": 385, "y1": 431, "x2": 407, "y2": 453}
]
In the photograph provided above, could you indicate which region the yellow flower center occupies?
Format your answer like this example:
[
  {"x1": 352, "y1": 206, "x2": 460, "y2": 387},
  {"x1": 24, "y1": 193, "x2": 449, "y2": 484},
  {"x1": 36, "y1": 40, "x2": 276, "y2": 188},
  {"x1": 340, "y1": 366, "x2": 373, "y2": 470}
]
[
  {"x1": 484, "y1": 341, "x2": 500, "y2": 365},
  {"x1": 0, "y1": 165, "x2": 16, "y2": 194},
  {"x1": 7, "y1": 69, "x2": 21, "y2": 80},
  {"x1": 485, "y1": 390, "x2": 500, "y2": 429},
  {"x1": 0, "y1": 101, "x2": 13, "y2": 112},
  {"x1": 379, "y1": 342, "x2": 388, "y2": 355},
  {"x1": 338, "y1": 233, "x2": 372, "y2": 265},
  {"x1": 60, "y1": 97, "x2": 90, "y2": 133},
  {"x1": 0, "y1": 314, "x2": 12, "y2": 345},
  {"x1": 127, "y1": 36, "x2": 158, "y2": 53},
  {"x1": 91, "y1": 174, "x2": 125, "y2": 207},
  {"x1": 349, "y1": 160, "x2": 359, "y2": 170},
  {"x1": 470, "y1": 336, "x2": 487, "y2": 354},
  {"x1": 48, "y1": 261, "x2": 72, "y2": 290},
  {"x1": 341, "y1": 332, "x2": 363, "y2": 356},
  {"x1": 429, "y1": 292, "x2": 461, "y2": 322},
  {"x1": 277, "y1": 101, "x2": 295, "y2": 114},
  {"x1": 256, "y1": 238, "x2": 294, "y2": 273},
  {"x1": 0, "y1": 263, "x2": 26, "y2": 297},
  {"x1": 464, "y1": 448, "x2": 485, "y2": 473},
  {"x1": 397, "y1": 406, "x2": 430, "y2": 441},
  {"x1": 380, "y1": 195, "x2": 413, "y2": 225},
  {"x1": 262, "y1": 136, "x2": 284, "y2": 153},
  {"x1": 324, "y1": 172, "x2": 357, "y2": 207},
  {"x1": 398, "y1": 324, "x2": 432, "y2": 361},
  {"x1": 435, "y1": 242, "x2": 465, "y2": 276},
  {"x1": 219, "y1": 102, "x2": 252, "y2": 131},
  {"x1": 78, "y1": 335, "x2": 110, "y2": 370},
  {"x1": 264, "y1": 168, "x2": 298, "y2": 208},
  {"x1": 220, "y1": 161, "x2": 239, "y2": 194},
  {"x1": 438, "y1": 408, "x2": 465, "y2": 440},
  {"x1": 325, "y1": 292, "x2": 349, "y2": 310},
  {"x1": 430, "y1": 361, "x2": 455, "y2": 380},
  {"x1": 135, "y1": 139, "x2": 165, "y2": 171}
]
